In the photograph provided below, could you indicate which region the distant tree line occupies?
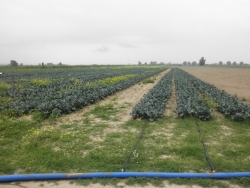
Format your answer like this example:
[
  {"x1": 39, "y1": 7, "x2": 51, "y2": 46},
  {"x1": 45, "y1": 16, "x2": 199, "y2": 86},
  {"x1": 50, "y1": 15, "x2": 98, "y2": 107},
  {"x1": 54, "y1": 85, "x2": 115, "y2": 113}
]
[
  {"x1": 138, "y1": 61, "x2": 166, "y2": 65},
  {"x1": 183, "y1": 61, "x2": 198, "y2": 66},
  {"x1": 182, "y1": 58, "x2": 247, "y2": 66},
  {"x1": 9, "y1": 60, "x2": 66, "y2": 67},
  {"x1": 182, "y1": 57, "x2": 205, "y2": 66},
  {"x1": 214, "y1": 61, "x2": 245, "y2": 66}
]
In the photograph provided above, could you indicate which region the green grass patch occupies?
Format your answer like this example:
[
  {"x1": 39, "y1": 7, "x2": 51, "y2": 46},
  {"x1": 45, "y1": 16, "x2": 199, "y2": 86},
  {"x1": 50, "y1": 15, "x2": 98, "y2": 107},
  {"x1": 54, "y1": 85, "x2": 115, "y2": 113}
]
[
  {"x1": 30, "y1": 78, "x2": 52, "y2": 86},
  {"x1": 142, "y1": 77, "x2": 155, "y2": 84},
  {"x1": 0, "y1": 81, "x2": 11, "y2": 91},
  {"x1": 0, "y1": 110, "x2": 250, "y2": 187},
  {"x1": 201, "y1": 94, "x2": 218, "y2": 108},
  {"x1": 85, "y1": 74, "x2": 137, "y2": 88}
]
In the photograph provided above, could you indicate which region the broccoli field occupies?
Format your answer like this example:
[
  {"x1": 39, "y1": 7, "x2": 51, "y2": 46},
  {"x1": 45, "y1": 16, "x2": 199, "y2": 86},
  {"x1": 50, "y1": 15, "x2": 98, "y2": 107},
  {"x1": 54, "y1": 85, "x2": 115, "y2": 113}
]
[{"x1": 0, "y1": 65, "x2": 250, "y2": 188}]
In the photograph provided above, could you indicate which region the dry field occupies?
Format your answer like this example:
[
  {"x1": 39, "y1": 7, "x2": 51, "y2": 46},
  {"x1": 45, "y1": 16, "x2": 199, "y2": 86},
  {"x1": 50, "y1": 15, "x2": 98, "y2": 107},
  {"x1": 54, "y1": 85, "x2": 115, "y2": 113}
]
[{"x1": 180, "y1": 66, "x2": 250, "y2": 103}]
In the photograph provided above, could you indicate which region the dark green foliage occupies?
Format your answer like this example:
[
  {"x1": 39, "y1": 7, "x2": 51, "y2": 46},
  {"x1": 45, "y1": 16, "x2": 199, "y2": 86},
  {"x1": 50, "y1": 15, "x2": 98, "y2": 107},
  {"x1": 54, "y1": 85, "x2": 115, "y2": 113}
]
[
  {"x1": 0, "y1": 67, "x2": 167, "y2": 117},
  {"x1": 180, "y1": 69, "x2": 250, "y2": 121},
  {"x1": 131, "y1": 69, "x2": 173, "y2": 120},
  {"x1": 191, "y1": 61, "x2": 197, "y2": 66},
  {"x1": 199, "y1": 57, "x2": 206, "y2": 66},
  {"x1": 174, "y1": 68, "x2": 211, "y2": 120},
  {"x1": 10, "y1": 60, "x2": 18, "y2": 66}
]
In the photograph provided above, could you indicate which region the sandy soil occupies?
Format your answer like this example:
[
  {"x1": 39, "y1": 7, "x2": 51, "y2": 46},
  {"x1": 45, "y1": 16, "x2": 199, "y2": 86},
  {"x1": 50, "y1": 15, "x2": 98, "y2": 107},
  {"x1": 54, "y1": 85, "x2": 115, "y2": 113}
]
[
  {"x1": 180, "y1": 67, "x2": 250, "y2": 103},
  {"x1": 1, "y1": 180, "x2": 242, "y2": 188},
  {"x1": 0, "y1": 180, "x2": 204, "y2": 188}
]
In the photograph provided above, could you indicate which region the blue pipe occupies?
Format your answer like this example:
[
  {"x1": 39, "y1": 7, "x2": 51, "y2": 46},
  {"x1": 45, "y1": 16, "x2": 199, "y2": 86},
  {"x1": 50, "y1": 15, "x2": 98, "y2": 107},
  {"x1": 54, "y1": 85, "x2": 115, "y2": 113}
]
[{"x1": 1, "y1": 172, "x2": 250, "y2": 182}]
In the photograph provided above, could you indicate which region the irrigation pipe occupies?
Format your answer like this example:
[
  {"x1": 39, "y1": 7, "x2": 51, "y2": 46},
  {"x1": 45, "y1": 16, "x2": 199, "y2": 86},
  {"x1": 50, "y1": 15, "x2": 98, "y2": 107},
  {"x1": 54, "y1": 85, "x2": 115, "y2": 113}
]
[
  {"x1": 122, "y1": 124, "x2": 147, "y2": 172},
  {"x1": 196, "y1": 121, "x2": 216, "y2": 173},
  {"x1": 1, "y1": 172, "x2": 250, "y2": 182}
]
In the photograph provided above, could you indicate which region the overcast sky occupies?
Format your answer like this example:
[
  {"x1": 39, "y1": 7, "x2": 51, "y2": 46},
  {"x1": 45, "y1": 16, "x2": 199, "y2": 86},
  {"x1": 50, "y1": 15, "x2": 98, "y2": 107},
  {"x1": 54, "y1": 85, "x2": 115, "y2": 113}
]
[{"x1": 0, "y1": 0, "x2": 250, "y2": 65}]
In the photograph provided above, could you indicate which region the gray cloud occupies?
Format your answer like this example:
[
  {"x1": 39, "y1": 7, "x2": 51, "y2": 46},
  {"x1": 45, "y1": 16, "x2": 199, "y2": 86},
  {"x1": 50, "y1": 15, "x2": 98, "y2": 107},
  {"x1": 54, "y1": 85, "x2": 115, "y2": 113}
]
[
  {"x1": 0, "y1": 0, "x2": 249, "y2": 65},
  {"x1": 118, "y1": 43, "x2": 137, "y2": 48},
  {"x1": 95, "y1": 46, "x2": 110, "y2": 53}
]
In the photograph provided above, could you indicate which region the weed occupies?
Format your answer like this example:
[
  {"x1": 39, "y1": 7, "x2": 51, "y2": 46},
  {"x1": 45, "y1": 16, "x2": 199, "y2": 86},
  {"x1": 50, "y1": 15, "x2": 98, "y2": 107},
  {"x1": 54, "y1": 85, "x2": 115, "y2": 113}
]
[
  {"x1": 30, "y1": 78, "x2": 51, "y2": 86},
  {"x1": 142, "y1": 77, "x2": 155, "y2": 84},
  {"x1": 0, "y1": 81, "x2": 11, "y2": 91},
  {"x1": 85, "y1": 74, "x2": 137, "y2": 88},
  {"x1": 202, "y1": 94, "x2": 218, "y2": 108},
  {"x1": 90, "y1": 102, "x2": 119, "y2": 120},
  {"x1": 83, "y1": 117, "x2": 91, "y2": 124}
]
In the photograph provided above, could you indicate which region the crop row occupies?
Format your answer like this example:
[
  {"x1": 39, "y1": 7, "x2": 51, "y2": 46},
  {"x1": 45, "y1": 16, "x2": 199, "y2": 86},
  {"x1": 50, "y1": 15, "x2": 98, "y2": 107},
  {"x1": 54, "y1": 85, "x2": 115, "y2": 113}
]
[
  {"x1": 178, "y1": 69, "x2": 250, "y2": 121},
  {"x1": 131, "y1": 68, "x2": 249, "y2": 121},
  {"x1": 174, "y1": 68, "x2": 211, "y2": 120},
  {"x1": 1, "y1": 67, "x2": 167, "y2": 117},
  {"x1": 131, "y1": 69, "x2": 173, "y2": 120}
]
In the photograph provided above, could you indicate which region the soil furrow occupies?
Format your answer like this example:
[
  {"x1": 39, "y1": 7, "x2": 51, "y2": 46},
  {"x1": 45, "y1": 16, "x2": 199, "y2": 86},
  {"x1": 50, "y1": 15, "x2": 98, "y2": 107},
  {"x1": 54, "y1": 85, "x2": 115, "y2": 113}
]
[
  {"x1": 164, "y1": 72, "x2": 177, "y2": 117},
  {"x1": 56, "y1": 68, "x2": 170, "y2": 125}
]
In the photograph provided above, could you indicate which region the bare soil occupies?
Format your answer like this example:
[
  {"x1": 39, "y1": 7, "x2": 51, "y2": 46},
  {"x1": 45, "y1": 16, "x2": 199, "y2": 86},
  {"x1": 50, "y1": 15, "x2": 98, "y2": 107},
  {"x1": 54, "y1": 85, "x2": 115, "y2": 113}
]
[
  {"x1": 165, "y1": 74, "x2": 177, "y2": 117},
  {"x1": 1, "y1": 178, "x2": 241, "y2": 188},
  {"x1": 180, "y1": 66, "x2": 250, "y2": 103},
  {"x1": 0, "y1": 180, "x2": 204, "y2": 188}
]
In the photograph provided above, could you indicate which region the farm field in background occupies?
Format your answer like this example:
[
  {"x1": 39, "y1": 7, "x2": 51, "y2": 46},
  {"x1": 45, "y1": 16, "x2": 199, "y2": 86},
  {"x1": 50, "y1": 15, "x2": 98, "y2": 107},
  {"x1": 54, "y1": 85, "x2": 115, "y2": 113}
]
[
  {"x1": 180, "y1": 66, "x2": 250, "y2": 103},
  {"x1": 0, "y1": 65, "x2": 250, "y2": 188}
]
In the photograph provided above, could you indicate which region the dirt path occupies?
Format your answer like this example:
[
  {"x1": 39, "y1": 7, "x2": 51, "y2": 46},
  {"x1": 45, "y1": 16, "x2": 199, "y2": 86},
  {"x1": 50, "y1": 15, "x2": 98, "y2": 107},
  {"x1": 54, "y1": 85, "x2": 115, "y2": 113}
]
[
  {"x1": 55, "y1": 68, "x2": 170, "y2": 126},
  {"x1": 180, "y1": 67, "x2": 250, "y2": 103},
  {"x1": 0, "y1": 180, "x2": 205, "y2": 188},
  {"x1": 165, "y1": 72, "x2": 177, "y2": 117},
  {"x1": 1, "y1": 179, "x2": 241, "y2": 188}
]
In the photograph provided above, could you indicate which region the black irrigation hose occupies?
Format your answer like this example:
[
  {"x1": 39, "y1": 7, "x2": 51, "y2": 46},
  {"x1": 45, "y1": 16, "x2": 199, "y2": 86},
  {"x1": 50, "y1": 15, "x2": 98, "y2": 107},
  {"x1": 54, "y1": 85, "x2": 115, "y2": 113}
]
[
  {"x1": 196, "y1": 121, "x2": 216, "y2": 173},
  {"x1": 122, "y1": 124, "x2": 147, "y2": 172}
]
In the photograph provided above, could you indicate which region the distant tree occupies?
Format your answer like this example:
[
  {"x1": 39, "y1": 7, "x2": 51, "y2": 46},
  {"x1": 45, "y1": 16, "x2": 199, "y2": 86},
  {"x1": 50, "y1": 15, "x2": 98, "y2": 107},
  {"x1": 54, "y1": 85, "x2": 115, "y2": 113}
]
[
  {"x1": 144, "y1": 62, "x2": 147, "y2": 65},
  {"x1": 42, "y1": 62, "x2": 44, "y2": 66},
  {"x1": 150, "y1": 61, "x2": 157, "y2": 65},
  {"x1": 188, "y1": 62, "x2": 190, "y2": 66},
  {"x1": 232, "y1": 61, "x2": 237, "y2": 66},
  {"x1": 183, "y1": 61, "x2": 187, "y2": 66},
  {"x1": 192, "y1": 61, "x2": 197, "y2": 66},
  {"x1": 20, "y1": 63, "x2": 23, "y2": 66},
  {"x1": 160, "y1": 62, "x2": 164, "y2": 65},
  {"x1": 227, "y1": 61, "x2": 231, "y2": 66},
  {"x1": 59, "y1": 62, "x2": 62, "y2": 66},
  {"x1": 219, "y1": 61, "x2": 223, "y2": 66},
  {"x1": 240, "y1": 61, "x2": 244, "y2": 66},
  {"x1": 199, "y1": 57, "x2": 206, "y2": 66},
  {"x1": 138, "y1": 61, "x2": 142, "y2": 65},
  {"x1": 10, "y1": 60, "x2": 18, "y2": 66}
]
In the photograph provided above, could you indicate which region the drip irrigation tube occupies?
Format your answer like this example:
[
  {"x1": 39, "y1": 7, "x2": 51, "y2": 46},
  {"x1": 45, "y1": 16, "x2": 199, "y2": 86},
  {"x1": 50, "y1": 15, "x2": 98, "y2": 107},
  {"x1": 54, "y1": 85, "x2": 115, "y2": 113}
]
[
  {"x1": 1, "y1": 172, "x2": 250, "y2": 182},
  {"x1": 196, "y1": 121, "x2": 216, "y2": 172},
  {"x1": 122, "y1": 124, "x2": 147, "y2": 172}
]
